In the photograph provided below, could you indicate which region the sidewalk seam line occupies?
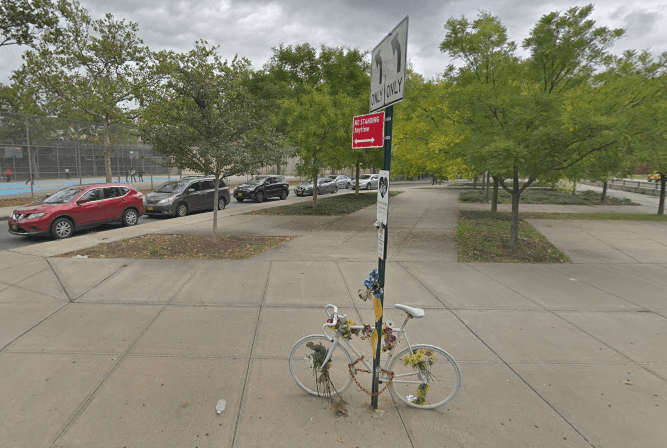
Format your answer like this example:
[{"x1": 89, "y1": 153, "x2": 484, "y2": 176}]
[
  {"x1": 448, "y1": 308, "x2": 598, "y2": 448},
  {"x1": 47, "y1": 259, "x2": 204, "y2": 448},
  {"x1": 230, "y1": 259, "x2": 272, "y2": 447}
]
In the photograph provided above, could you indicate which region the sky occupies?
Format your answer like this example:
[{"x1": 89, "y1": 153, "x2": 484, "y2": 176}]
[{"x1": 1, "y1": 0, "x2": 667, "y2": 84}]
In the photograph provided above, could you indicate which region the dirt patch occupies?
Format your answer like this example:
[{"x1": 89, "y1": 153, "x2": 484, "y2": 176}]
[{"x1": 58, "y1": 234, "x2": 295, "y2": 260}]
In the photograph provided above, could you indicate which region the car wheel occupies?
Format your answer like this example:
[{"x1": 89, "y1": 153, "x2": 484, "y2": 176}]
[
  {"x1": 346, "y1": 182, "x2": 351, "y2": 189},
  {"x1": 255, "y1": 191, "x2": 264, "y2": 203},
  {"x1": 236, "y1": 198, "x2": 244, "y2": 202},
  {"x1": 176, "y1": 203, "x2": 188, "y2": 217},
  {"x1": 280, "y1": 189, "x2": 288, "y2": 200},
  {"x1": 366, "y1": 183, "x2": 371, "y2": 190},
  {"x1": 333, "y1": 185, "x2": 338, "y2": 193},
  {"x1": 317, "y1": 188, "x2": 321, "y2": 195},
  {"x1": 51, "y1": 217, "x2": 73, "y2": 239},
  {"x1": 122, "y1": 208, "x2": 139, "y2": 226},
  {"x1": 218, "y1": 197, "x2": 226, "y2": 210}
]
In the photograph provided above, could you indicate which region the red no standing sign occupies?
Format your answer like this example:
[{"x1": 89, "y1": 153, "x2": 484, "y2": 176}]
[{"x1": 352, "y1": 112, "x2": 385, "y2": 149}]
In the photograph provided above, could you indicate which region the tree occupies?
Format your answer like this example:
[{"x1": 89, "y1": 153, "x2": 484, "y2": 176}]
[
  {"x1": 608, "y1": 50, "x2": 667, "y2": 214},
  {"x1": 16, "y1": 0, "x2": 149, "y2": 182},
  {"x1": 282, "y1": 85, "x2": 357, "y2": 207},
  {"x1": 392, "y1": 71, "x2": 475, "y2": 181},
  {"x1": 439, "y1": 6, "x2": 646, "y2": 246},
  {"x1": 255, "y1": 43, "x2": 376, "y2": 199},
  {"x1": 0, "y1": 0, "x2": 61, "y2": 48},
  {"x1": 141, "y1": 41, "x2": 288, "y2": 238}
]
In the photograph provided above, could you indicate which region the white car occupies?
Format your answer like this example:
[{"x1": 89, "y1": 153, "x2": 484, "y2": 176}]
[{"x1": 356, "y1": 174, "x2": 379, "y2": 190}]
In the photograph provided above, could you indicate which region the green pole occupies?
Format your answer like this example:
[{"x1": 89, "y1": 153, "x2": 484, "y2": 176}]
[{"x1": 371, "y1": 105, "x2": 393, "y2": 409}]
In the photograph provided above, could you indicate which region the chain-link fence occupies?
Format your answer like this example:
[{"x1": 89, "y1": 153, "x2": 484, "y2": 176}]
[{"x1": 0, "y1": 112, "x2": 174, "y2": 183}]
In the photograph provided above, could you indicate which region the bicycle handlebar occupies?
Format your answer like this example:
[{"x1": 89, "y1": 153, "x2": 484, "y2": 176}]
[
  {"x1": 325, "y1": 304, "x2": 338, "y2": 319},
  {"x1": 323, "y1": 304, "x2": 340, "y2": 340}
]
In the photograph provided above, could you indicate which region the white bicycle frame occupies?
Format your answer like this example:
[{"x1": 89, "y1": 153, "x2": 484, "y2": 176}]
[{"x1": 319, "y1": 304, "x2": 415, "y2": 381}]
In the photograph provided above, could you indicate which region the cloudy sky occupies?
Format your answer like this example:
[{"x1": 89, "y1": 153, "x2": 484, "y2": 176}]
[{"x1": 1, "y1": 0, "x2": 666, "y2": 83}]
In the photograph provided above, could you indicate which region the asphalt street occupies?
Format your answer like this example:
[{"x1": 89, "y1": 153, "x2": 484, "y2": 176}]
[{"x1": 0, "y1": 186, "x2": 361, "y2": 251}]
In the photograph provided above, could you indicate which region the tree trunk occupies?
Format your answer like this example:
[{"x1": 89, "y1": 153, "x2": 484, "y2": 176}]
[
  {"x1": 485, "y1": 172, "x2": 490, "y2": 201},
  {"x1": 276, "y1": 163, "x2": 281, "y2": 176},
  {"x1": 312, "y1": 172, "x2": 318, "y2": 209},
  {"x1": 212, "y1": 173, "x2": 219, "y2": 241},
  {"x1": 473, "y1": 176, "x2": 478, "y2": 189},
  {"x1": 355, "y1": 161, "x2": 360, "y2": 196},
  {"x1": 509, "y1": 167, "x2": 520, "y2": 247},
  {"x1": 659, "y1": 175, "x2": 666, "y2": 216},
  {"x1": 601, "y1": 181, "x2": 608, "y2": 203},
  {"x1": 491, "y1": 175, "x2": 500, "y2": 214}
]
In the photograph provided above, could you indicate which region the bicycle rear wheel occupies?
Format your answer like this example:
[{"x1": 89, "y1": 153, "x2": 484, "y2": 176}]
[
  {"x1": 388, "y1": 344, "x2": 460, "y2": 409},
  {"x1": 289, "y1": 334, "x2": 354, "y2": 397}
]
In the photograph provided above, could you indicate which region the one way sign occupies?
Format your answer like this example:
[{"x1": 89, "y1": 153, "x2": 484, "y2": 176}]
[{"x1": 370, "y1": 16, "x2": 408, "y2": 112}]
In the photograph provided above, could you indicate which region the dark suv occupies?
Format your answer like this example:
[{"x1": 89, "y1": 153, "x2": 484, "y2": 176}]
[
  {"x1": 233, "y1": 175, "x2": 289, "y2": 203},
  {"x1": 144, "y1": 176, "x2": 230, "y2": 217}
]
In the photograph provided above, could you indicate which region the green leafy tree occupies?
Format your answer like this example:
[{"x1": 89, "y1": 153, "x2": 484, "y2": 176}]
[
  {"x1": 439, "y1": 6, "x2": 648, "y2": 246},
  {"x1": 255, "y1": 43, "x2": 376, "y2": 195},
  {"x1": 16, "y1": 0, "x2": 149, "y2": 182},
  {"x1": 392, "y1": 71, "x2": 475, "y2": 181},
  {"x1": 0, "y1": 0, "x2": 62, "y2": 48},
  {"x1": 282, "y1": 85, "x2": 357, "y2": 207},
  {"x1": 141, "y1": 41, "x2": 288, "y2": 238}
]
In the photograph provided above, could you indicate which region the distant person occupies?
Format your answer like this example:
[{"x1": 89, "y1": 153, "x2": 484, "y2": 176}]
[
  {"x1": 137, "y1": 170, "x2": 144, "y2": 181},
  {"x1": 130, "y1": 169, "x2": 137, "y2": 182},
  {"x1": 4, "y1": 168, "x2": 12, "y2": 182},
  {"x1": 65, "y1": 168, "x2": 70, "y2": 179},
  {"x1": 126, "y1": 170, "x2": 130, "y2": 182}
]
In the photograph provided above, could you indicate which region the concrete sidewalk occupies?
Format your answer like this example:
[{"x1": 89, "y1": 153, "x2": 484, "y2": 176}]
[{"x1": 1, "y1": 185, "x2": 667, "y2": 448}]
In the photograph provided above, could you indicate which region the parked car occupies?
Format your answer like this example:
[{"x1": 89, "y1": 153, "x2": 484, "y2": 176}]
[
  {"x1": 233, "y1": 175, "x2": 289, "y2": 203},
  {"x1": 356, "y1": 174, "x2": 380, "y2": 190},
  {"x1": 144, "y1": 176, "x2": 230, "y2": 217},
  {"x1": 294, "y1": 177, "x2": 338, "y2": 196},
  {"x1": 8, "y1": 184, "x2": 144, "y2": 239},
  {"x1": 647, "y1": 173, "x2": 662, "y2": 182},
  {"x1": 328, "y1": 174, "x2": 352, "y2": 189}
]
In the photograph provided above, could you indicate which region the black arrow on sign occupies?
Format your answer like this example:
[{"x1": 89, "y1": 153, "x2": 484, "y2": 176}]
[
  {"x1": 391, "y1": 34, "x2": 401, "y2": 73},
  {"x1": 375, "y1": 50, "x2": 382, "y2": 85}
]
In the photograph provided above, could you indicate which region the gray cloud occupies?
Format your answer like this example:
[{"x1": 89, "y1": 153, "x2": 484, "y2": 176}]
[{"x1": 2, "y1": 0, "x2": 667, "y2": 84}]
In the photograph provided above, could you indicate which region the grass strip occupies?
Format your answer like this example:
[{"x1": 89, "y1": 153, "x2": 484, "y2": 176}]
[
  {"x1": 249, "y1": 191, "x2": 401, "y2": 216},
  {"x1": 456, "y1": 211, "x2": 570, "y2": 263},
  {"x1": 458, "y1": 189, "x2": 636, "y2": 205},
  {"x1": 520, "y1": 212, "x2": 667, "y2": 221}
]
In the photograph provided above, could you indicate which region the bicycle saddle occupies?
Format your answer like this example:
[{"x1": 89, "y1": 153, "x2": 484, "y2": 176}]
[{"x1": 394, "y1": 304, "x2": 424, "y2": 318}]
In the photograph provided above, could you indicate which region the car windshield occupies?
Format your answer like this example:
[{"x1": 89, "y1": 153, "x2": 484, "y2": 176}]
[
  {"x1": 155, "y1": 181, "x2": 188, "y2": 193},
  {"x1": 245, "y1": 177, "x2": 268, "y2": 185},
  {"x1": 360, "y1": 175, "x2": 372, "y2": 180},
  {"x1": 42, "y1": 188, "x2": 83, "y2": 204}
]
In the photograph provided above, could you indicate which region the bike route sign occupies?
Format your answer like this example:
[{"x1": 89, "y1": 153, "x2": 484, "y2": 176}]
[
  {"x1": 352, "y1": 112, "x2": 385, "y2": 149},
  {"x1": 369, "y1": 16, "x2": 408, "y2": 112}
]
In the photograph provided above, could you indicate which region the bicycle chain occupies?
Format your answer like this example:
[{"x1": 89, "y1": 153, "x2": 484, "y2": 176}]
[{"x1": 348, "y1": 355, "x2": 395, "y2": 397}]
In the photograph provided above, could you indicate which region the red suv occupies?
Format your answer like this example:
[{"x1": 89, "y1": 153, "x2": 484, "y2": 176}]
[{"x1": 8, "y1": 184, "x2": 145, "y2": 239}]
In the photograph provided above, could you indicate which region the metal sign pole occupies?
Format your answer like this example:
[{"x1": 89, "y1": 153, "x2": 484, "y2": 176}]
[{"x1": 371, "y1": 105, "x2": 393, "y2": 409}]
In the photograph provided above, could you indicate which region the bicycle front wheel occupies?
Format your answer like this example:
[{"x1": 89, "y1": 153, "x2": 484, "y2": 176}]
[
  {"x1": 289, "y1": 334, "x2": 354, "y2": 398},
  {"x1": 388, "y1": 344, "x2": 461, "y2": 409}
]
